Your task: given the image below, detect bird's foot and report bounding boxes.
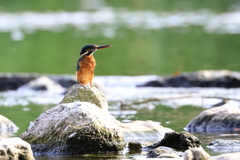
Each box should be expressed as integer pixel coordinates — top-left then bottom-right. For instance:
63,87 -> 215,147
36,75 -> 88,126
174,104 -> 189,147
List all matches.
78,82 -> 93,87
90,82 -> 94,87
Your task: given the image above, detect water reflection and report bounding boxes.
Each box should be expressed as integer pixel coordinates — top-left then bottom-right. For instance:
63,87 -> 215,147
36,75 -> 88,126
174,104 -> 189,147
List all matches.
34,151 -> 145,160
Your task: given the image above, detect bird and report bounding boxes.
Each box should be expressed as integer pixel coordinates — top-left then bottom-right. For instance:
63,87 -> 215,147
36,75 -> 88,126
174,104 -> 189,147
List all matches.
76,44 -> 112,87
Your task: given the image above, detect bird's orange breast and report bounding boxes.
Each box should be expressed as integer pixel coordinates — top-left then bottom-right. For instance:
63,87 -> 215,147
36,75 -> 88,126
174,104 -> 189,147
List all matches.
76,55 -> 96,85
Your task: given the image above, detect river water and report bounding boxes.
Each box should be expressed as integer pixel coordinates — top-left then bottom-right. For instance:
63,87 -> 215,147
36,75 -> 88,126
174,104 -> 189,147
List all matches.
1,75 -> 240,159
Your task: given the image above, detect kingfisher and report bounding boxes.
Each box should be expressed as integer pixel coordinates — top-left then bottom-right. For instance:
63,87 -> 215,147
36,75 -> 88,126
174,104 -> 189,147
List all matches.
76,44 -> 112,87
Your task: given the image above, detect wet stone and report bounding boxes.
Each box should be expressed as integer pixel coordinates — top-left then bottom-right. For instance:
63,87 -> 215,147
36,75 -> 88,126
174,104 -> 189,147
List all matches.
207,139 -> 240,153
128,142 -> 143,150
185,104 -> 240,132
146,147 -> 181,158
149,131 -> 201,150
20,102 -> 126,155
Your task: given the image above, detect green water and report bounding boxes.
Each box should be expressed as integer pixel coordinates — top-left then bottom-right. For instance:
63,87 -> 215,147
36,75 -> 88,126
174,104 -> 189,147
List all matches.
1,29 -> 240,75
1,0 -> 240,75
0,104 -> 52,135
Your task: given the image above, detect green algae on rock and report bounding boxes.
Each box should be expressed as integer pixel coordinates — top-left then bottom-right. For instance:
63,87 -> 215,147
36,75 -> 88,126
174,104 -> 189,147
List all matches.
60,85 -> 108,112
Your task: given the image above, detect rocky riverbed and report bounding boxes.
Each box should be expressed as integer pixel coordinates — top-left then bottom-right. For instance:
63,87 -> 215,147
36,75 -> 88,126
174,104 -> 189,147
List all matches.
1,70 -> 240,159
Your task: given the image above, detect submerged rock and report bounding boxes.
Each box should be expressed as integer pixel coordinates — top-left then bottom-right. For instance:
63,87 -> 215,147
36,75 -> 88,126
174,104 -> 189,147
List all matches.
20,85 -> 172,155
210,152 -> 240,160
157,153 -> 181,159
0,137 -> 34,160
207,139 -> 240,153
119,120 -> 173,142
146,147 -> 181,158
0,115 -> 19,136
185,104 -> 240,132
149,131 -> 201,150
147,147 -> 211,159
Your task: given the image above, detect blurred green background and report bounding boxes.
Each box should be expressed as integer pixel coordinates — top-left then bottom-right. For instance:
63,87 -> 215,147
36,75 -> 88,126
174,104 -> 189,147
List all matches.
1,0 -> 240,75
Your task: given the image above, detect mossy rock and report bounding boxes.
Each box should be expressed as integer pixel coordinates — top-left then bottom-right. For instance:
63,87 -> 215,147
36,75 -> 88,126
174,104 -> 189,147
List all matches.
20,102 -> 126,155
60,84 -> 108,112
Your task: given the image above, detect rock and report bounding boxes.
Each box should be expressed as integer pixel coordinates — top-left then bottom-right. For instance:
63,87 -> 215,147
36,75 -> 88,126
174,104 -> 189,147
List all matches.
183,148 -> 210,160
55,78 -> 77,88
0,73 -> 104,92
60,85 -> 108,112
210,152 -> 240,160
20,102 -> 126,155
0,137 -> 34,160
146,147 -> 181,158
128,142 -> 142,150
18,76 -> 65,93
0,115 -> 19,136
0,74 -> 36,91
184,150 -> 194,160
142,80 -> 165,87
138,70 -> 240,88
147,148 -> 177,158
185,104 -> 240,132
149,131 -> 201,150
207,139 -> 240,153
20,85 -> 173,155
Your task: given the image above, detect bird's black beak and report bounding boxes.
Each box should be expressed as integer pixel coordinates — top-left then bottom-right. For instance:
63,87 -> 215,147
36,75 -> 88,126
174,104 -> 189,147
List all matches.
97,45 -> 112,50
